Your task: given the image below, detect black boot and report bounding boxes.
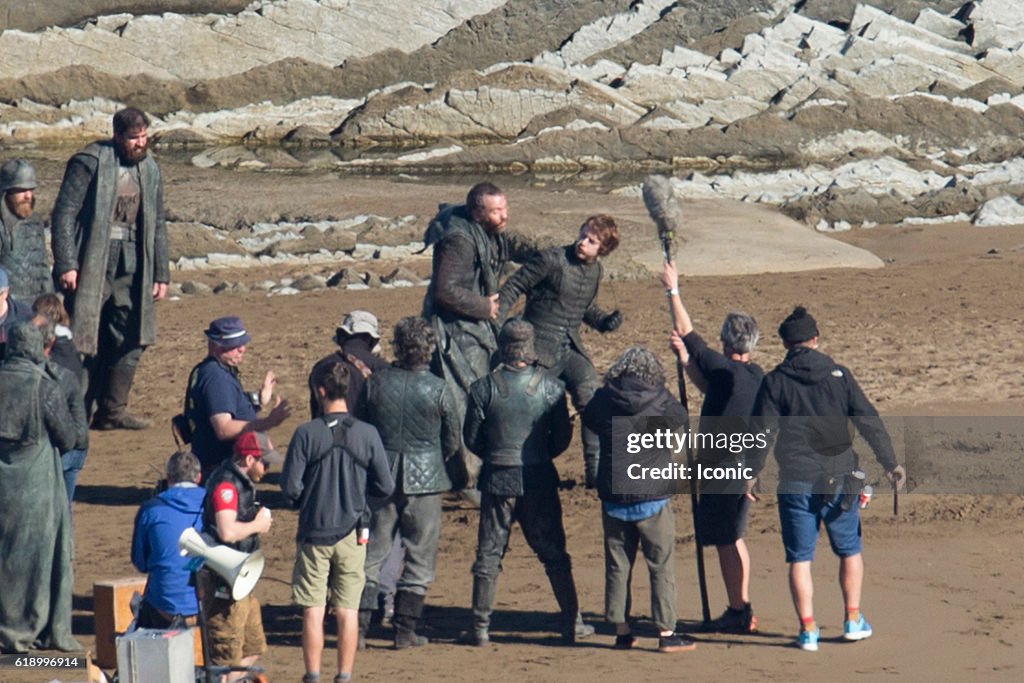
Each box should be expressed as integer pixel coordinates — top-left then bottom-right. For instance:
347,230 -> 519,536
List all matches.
702,603 -> 757,633
357,610 -> 373,651
91,360 -> 150,430
393,591 -> 428,649
358,582 -> 379,649
458,575 -> 496,646
545,565 -> 584,644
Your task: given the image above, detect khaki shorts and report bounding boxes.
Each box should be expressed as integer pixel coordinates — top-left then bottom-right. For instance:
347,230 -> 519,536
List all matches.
292,531 -> 366,609
204,592 -> 266,665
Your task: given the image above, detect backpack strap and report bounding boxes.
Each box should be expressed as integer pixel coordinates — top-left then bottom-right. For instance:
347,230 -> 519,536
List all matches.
318,415 -> 371,470
172,363 -> 203,446
344,353 -> 373,380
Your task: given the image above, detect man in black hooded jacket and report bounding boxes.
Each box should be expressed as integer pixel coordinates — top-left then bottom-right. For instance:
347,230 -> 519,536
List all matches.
748,306 -> 905,653
582,346 -> 696,654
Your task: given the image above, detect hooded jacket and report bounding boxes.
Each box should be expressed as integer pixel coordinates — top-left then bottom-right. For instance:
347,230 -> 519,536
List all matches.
131,484 -> 206,616
583,375 -> 687,505
749,346 -> 897,483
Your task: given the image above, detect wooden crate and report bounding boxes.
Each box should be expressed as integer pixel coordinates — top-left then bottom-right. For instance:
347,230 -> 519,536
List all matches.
93,578 -> 205,668
93,578 -> 146,669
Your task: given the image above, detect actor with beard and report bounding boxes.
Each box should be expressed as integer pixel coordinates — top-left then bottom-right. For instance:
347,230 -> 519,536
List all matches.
51,107 -> 170,430
497,215 -> 622,488
421,182 -> 537,496
0,159 -> 53,300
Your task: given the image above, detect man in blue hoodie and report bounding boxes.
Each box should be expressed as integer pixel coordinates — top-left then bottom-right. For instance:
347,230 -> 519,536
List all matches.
131,450 -> 205,628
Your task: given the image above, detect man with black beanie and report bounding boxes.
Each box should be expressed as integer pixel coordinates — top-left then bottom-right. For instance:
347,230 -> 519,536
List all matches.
748,306 -> 905,653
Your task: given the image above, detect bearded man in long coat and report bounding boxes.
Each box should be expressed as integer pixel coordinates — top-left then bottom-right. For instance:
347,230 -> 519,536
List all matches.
51,107 -> 169,430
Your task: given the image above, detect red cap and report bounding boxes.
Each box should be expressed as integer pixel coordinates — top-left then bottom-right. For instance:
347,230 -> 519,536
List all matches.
233,431 -> 284,466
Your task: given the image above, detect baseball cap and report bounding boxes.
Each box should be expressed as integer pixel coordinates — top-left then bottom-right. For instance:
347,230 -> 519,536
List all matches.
233,431 -> 284,466
335,310 -> 380,342
205,316 -> 251,349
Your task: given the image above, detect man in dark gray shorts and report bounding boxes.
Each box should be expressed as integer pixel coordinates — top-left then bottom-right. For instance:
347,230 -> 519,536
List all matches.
664,260 -> 763,633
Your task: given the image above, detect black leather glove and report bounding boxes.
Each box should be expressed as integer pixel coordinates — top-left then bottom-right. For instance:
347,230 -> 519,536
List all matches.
600,310 -> 622,333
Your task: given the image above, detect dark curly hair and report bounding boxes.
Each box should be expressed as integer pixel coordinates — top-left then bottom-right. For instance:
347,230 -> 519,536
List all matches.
606,346 -> 665,386
393,316 -> 436,369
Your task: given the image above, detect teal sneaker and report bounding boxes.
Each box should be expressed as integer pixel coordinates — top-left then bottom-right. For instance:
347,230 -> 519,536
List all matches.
843,616 -> 873,641
795,628 -> 819,652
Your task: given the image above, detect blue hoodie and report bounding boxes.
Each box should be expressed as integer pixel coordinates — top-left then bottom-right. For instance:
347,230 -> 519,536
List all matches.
131,484 -> 205,616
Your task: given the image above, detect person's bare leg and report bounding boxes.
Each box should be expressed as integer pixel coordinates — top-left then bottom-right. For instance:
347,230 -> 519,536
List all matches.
336,607 -> 359,678
303,606 -> 326,677
717,539 -> 750,609
789,560 -> 814,624
839,553 -> 864,617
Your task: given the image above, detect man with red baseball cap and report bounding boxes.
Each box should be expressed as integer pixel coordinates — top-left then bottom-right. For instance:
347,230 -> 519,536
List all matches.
200,430 -> 283,682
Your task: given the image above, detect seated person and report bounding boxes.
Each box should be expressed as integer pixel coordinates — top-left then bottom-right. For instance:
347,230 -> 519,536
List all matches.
131,450 -> 205,628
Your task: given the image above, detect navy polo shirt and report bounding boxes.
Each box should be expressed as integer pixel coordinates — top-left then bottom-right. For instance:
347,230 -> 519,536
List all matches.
187,356 -> 256,472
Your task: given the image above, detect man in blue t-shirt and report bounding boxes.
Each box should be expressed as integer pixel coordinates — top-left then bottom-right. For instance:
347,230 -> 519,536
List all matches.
185,316 -> 291,479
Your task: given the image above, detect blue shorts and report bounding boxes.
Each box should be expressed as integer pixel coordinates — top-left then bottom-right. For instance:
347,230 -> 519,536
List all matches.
777,481 -> 862,563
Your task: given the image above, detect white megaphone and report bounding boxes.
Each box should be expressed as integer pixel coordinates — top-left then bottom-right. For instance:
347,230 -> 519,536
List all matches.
178,527 -> 265,601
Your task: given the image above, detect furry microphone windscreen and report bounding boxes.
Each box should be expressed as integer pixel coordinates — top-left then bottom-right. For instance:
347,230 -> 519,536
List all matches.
641,175 -> 683,247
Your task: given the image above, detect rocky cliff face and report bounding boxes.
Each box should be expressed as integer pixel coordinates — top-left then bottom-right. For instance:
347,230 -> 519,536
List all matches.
2,0 -> 1024,228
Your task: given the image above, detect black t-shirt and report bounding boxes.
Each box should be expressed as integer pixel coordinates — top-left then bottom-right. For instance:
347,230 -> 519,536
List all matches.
683,330 -> 764,419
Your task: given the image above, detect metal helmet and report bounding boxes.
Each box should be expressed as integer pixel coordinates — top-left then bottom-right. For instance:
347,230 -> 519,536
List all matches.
0,159 -> 38,194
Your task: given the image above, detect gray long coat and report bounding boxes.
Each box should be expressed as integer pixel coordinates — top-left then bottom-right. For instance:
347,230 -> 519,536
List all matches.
51,141 -> 169,355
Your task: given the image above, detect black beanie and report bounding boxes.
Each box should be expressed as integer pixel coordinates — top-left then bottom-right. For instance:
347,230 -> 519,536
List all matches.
778,306 -> 819,344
